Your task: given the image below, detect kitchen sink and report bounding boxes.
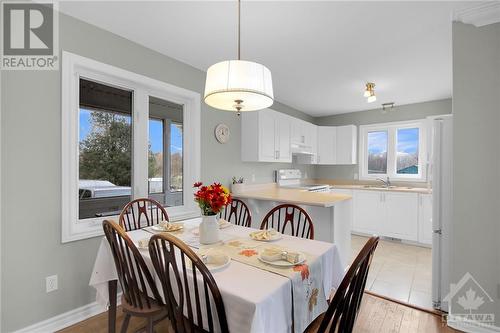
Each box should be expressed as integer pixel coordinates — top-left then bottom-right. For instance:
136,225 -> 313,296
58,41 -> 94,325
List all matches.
362,185 -> 396,190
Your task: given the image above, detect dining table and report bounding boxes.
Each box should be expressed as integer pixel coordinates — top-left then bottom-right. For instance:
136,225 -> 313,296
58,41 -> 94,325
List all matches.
89,217 -> 345,333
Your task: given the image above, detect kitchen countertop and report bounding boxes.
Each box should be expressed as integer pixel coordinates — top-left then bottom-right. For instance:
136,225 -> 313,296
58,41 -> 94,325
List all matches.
233,184 -> 352,208
304,179 -> 432,194
329,184 -> 432,194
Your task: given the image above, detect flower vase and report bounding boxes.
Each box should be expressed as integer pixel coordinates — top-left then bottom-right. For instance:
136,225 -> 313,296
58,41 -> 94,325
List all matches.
199,214 -> 220,245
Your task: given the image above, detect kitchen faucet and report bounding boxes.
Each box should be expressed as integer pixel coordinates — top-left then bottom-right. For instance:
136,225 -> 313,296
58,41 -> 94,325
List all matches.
376,177 -> 392,188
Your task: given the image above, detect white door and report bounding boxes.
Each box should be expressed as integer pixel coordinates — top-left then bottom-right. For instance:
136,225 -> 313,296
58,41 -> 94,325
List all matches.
384,192 -> 418,241
317,126 -> 336,164
276,114 -> 292,162
259,111 -> 276,161
418,194 -> 433,245
353,190 -> 385,234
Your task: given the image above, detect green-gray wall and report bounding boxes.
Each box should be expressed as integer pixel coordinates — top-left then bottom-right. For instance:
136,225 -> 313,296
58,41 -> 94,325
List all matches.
314,99 -> 452,180
452,21 -> 500,327
0,13 -> 313,332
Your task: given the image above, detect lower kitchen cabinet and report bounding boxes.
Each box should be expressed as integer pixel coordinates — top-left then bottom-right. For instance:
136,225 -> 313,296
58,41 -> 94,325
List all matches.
353,190 -> 385,235
350,189 -> 424,243
384,192 -> 418,241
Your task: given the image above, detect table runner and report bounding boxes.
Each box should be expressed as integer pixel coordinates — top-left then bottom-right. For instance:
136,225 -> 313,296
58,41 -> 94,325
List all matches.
199,238 -> 328,333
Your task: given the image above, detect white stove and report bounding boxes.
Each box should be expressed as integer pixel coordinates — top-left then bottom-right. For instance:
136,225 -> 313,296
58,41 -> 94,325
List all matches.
275,169 -> 331,193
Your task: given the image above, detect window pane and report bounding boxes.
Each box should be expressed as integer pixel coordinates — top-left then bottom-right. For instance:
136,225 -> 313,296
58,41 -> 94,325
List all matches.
148,96 -> 183,207
79,107 -> 132,219
367,131 -> 388,174
148,118 -> 164,194
170,123 -> 183,192
397,128 -> 419,174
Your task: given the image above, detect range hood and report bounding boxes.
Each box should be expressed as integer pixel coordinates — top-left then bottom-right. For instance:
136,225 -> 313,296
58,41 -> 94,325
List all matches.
291,142 -> 314,155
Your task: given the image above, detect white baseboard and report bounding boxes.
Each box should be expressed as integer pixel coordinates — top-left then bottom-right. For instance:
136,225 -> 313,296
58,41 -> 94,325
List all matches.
11,295 -> 121,333
448,320 -> 500,333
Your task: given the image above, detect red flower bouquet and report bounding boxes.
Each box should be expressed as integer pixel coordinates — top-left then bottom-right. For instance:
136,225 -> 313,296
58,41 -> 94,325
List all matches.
193,182 -> 232,215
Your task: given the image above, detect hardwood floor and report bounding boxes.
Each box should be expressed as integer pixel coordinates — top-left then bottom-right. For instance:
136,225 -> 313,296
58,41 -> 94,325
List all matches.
58,293 -> 457,333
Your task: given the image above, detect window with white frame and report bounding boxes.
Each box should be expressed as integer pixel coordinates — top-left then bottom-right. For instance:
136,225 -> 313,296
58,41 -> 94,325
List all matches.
359,120 -> 427,181
62,51 -> 200,242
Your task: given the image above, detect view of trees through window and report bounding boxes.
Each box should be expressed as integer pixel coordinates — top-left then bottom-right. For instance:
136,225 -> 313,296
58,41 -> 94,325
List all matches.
170,123 -> 183,192
367,131 -> 388,174
148,118 -> 164,194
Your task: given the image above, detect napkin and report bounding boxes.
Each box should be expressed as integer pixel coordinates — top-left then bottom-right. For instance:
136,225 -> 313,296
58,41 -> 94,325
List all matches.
218,218 -> 232,229
249,228 -> 279,241
261,247 -> 303,264
199,251 -> 228,266
157,221 -> 183,231
137,238 -> 149,249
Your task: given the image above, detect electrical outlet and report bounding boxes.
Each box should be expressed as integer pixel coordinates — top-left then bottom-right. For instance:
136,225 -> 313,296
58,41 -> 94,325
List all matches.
354,173 -> 359,179
251,174 -> 256,182
46,275 -> 58,293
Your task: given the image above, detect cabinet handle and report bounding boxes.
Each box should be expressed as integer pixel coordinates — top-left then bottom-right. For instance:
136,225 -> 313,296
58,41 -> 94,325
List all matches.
301,135 -> 305,143
278,151 -> 280,159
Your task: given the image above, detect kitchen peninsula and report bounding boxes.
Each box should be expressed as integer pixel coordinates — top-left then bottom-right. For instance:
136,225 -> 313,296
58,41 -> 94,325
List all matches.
234,184 -> 353,270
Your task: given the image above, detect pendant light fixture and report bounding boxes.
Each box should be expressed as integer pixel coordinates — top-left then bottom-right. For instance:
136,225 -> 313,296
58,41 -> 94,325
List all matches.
204,0 -> 274,115
364,82 -> 377,103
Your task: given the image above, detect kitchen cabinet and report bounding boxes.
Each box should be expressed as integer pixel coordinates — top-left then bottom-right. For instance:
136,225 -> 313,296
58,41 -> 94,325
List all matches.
418,193 -> 433,245
353,190 -> 385,234
317,126 -> 336,164
336,125 -> 357,164
384,192 -> 418,241
241,109 -> 292,163
351,189 -> 419,242
291,118 -> 317,148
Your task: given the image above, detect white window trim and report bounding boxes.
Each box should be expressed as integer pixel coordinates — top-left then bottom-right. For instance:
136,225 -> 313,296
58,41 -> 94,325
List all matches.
61,51 -> 201,243
359,119 -> 427,182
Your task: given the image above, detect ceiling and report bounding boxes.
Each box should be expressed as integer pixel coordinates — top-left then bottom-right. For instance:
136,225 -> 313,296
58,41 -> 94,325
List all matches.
59,1 -> 476,116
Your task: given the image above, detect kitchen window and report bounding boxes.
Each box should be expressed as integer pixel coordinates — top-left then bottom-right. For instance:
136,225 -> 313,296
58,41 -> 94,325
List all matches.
359,120 -> 427,181
62,51 -> 200,242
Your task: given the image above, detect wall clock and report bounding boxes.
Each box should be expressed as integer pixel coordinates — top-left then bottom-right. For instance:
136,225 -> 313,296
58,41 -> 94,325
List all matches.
215,123 -> 230,144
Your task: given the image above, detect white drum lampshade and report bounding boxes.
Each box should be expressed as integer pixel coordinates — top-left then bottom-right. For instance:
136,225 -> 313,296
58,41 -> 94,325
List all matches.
204,60 -> 274,112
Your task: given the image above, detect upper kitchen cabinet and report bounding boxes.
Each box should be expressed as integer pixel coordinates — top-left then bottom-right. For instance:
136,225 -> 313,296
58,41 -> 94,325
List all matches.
336,125 -> 357,164
317,126 -> 336,164
291,118 -> 317,148
241,109 -> 292,163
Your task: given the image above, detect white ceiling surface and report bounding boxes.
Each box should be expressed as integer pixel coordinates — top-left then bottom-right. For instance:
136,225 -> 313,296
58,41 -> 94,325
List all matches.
59,1 -> 475,116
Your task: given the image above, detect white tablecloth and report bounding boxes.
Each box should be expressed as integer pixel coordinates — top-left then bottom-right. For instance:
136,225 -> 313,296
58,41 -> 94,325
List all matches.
89,218 -> 344,333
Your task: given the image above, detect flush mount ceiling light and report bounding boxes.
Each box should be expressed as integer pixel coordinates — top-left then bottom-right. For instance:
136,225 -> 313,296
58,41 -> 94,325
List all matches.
204,0 -> 274,115
364,82 -> 376,103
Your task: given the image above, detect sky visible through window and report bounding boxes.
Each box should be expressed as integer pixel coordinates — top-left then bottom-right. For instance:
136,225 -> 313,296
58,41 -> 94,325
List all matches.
367,131 -> 388,174
397,128 -> 419,174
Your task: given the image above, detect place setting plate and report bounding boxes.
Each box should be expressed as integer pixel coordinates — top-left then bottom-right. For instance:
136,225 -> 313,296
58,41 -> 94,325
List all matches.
187,251 -> 231,272
150,222 -> 184,232
257,248 -> 306,267
249,229 -> 282,242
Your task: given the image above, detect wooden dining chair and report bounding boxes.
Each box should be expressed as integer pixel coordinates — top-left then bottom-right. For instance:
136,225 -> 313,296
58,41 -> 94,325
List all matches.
102,220 -> 167,333
149,233 -> 230,333
119,198 -> 169,231
259,204 -> 315,239
304,236 -> 380,333
218,198 -> 252,227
